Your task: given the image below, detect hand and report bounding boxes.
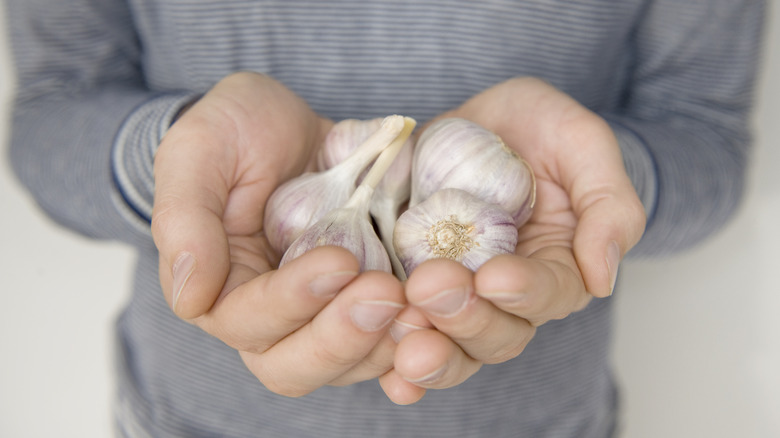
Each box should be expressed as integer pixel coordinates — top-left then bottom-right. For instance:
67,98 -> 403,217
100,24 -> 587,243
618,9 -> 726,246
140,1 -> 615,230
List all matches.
151,72 -> 405,396
379,77 -> 646,404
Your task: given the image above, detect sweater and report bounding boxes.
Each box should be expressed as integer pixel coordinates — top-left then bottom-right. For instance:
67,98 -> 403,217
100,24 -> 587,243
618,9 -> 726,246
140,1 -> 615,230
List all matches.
5,1 -> 765,436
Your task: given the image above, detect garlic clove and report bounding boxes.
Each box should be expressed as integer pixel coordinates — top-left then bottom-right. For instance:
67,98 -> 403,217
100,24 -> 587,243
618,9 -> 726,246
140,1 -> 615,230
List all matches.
264,115 -> 406,255
410,118 -> 536,227
280,185 -> 392,272
393,188 -> 518,276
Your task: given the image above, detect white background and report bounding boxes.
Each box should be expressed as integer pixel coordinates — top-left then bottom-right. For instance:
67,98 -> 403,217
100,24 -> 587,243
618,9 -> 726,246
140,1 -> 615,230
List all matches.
0,3 -> 778,437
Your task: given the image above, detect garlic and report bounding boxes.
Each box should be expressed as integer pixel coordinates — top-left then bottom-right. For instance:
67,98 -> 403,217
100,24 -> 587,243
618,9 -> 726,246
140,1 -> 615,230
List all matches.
280,116 -> 417,271
317,118 -> 385,170
316,117 -> 414,279
264,115 -> 406,255
393,188 -> 518,276
410,118 -> 536,227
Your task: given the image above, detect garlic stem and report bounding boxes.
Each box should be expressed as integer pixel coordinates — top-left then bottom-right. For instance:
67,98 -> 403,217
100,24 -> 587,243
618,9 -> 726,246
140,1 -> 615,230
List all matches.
341,116 -> 415,279
357,116 -> 416,192
337,115 -> 406,179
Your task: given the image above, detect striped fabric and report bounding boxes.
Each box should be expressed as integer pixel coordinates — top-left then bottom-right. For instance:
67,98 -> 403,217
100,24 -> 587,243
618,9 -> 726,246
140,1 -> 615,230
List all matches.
5,1 -> 765,437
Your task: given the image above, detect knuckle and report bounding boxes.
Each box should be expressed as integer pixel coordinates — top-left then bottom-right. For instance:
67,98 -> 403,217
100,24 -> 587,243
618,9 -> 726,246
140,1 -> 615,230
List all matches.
261,379 -> 310,398
241,354 -> 312,398
484,325 -> 536,364
454,311 -> 495,342
310,338 -> 360,370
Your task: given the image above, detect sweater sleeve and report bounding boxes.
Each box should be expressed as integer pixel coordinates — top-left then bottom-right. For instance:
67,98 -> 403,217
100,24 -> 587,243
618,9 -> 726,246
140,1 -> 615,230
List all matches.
601,0 -> 766,257
5,0 -> 197,245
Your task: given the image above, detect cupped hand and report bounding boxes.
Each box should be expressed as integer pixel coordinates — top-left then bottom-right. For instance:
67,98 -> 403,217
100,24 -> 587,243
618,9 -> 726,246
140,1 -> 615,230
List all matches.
379,77 -> 647,404
151,72 -> 404,397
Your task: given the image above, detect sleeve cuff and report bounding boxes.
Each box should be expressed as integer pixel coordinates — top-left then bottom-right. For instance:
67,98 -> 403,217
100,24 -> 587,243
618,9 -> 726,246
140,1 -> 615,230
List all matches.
604,117 -> 659,226
111,93 -> 199,224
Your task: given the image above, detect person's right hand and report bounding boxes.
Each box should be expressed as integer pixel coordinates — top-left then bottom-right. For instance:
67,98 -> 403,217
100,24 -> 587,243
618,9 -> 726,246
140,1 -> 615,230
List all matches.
151,72 -> 405,396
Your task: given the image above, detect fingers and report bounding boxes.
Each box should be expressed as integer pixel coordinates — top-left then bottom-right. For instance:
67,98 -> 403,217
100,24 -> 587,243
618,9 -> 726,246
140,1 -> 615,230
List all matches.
378,369 -> 427,406
391,259 -> 531,391
194,246 -> 360,352
402,259 -> 538,361
475,251 -> 592,326
238,268 -> 405,397
394,329 -> 482,390
392,251 -> 595,391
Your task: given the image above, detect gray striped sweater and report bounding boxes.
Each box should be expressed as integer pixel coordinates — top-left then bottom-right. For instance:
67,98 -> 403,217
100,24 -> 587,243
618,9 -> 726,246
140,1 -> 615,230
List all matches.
6,1 -> 765,437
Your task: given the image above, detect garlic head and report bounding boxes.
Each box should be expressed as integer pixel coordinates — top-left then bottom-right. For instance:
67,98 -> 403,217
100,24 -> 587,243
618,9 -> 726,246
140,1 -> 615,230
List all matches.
411,117 -> 536,227
394,188 -> 518,276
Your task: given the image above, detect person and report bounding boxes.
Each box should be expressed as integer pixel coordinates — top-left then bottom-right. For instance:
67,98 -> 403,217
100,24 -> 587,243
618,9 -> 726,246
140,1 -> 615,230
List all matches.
5,0 -> 765,436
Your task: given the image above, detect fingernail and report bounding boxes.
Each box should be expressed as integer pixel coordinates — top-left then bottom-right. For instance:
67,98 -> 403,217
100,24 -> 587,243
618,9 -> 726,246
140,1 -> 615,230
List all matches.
171,252 -> 195,313
389,320 -> 426,343
406,364 -> 447,385
418,286 -> 472,318
350,301 -> 404,332
308,271 -> 358,299
606,241 -> 621,296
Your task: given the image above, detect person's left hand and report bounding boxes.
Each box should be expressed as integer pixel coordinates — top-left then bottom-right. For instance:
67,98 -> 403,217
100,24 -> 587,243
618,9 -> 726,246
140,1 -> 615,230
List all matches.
377,77 -> 647,404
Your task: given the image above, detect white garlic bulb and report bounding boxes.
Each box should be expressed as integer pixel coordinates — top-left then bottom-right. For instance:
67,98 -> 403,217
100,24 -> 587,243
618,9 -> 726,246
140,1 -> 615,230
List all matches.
316,117 -> 414,278
393,188 -> 518,276
264,115 -> 406,255
280,116 -> 417,271
411,118 -> 536,227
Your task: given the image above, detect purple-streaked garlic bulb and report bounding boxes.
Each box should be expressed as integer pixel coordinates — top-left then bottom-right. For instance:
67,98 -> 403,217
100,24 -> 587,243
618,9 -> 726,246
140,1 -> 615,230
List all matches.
316,117 -> 414,278
393,188 -> 518,276
264,115 -> 406,255
411,118 -> 536,227
280,117 -> 417,271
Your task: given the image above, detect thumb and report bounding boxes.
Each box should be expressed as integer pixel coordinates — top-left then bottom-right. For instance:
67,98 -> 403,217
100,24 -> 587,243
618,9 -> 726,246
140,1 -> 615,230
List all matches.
567,121 -> 647,298
151,118 -> 233,319
573,192 -> 646,298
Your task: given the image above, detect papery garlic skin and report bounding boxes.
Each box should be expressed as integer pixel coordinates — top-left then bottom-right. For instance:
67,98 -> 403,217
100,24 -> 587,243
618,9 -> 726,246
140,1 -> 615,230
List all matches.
411,117 -> 536,227
264,115 -> 405,255
280,185 -> 391,272
394,188 -> 518,276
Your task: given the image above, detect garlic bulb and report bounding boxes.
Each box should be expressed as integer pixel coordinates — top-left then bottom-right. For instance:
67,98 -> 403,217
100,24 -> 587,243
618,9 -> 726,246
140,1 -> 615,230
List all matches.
411,118 -> 536,227
280,116 -> 417,271
393,188 -> 518,276
264,115 -> 406,255
316,117 -> 414,279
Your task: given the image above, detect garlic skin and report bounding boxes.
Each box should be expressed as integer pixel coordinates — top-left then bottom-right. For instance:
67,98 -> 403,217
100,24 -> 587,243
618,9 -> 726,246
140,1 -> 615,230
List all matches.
411,118 -> 536,227
317,118 -> 384,170
280,185 -> 391,272
394,188 -> 518,276
264,115 -> 406,255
